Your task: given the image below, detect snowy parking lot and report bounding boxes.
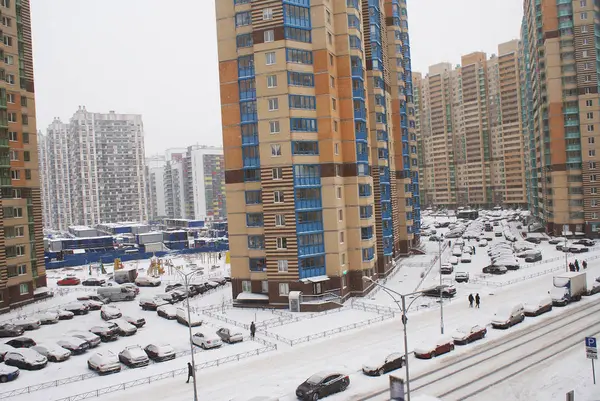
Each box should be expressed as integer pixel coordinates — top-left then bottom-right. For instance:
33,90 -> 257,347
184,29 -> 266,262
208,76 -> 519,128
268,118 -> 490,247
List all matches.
5,212 -> 600,401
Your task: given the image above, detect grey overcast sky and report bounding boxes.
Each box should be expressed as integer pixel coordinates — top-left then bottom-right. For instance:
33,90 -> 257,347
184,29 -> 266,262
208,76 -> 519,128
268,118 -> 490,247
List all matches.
30,0 -> 522,156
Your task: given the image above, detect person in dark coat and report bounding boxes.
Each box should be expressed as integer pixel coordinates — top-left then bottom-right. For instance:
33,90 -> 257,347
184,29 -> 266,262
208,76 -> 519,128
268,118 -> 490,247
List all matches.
575,260 -> 580,271
186,362 -> 194,383
583,260 -> 588,269
468,293 -> 474,308
569,263 -> 575,272
475,294 -> 481,308
250,321 -> 256,339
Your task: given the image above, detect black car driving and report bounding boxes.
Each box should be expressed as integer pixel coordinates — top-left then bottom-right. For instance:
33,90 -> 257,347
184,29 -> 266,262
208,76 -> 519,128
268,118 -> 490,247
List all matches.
422,285 -> 457,298
296,372 -> 349,400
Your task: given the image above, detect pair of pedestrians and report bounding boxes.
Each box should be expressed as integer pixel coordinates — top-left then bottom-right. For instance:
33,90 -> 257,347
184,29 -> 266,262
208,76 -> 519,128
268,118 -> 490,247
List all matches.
468,293 -> 480,308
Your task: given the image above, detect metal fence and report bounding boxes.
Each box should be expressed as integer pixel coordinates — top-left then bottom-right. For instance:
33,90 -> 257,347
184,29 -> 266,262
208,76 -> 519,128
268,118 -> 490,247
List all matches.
47,342 -> 277,401
350,300 -> 398,316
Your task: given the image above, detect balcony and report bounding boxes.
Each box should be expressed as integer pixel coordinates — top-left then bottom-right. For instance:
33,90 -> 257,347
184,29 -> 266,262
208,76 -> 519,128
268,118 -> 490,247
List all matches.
351,67 -> 364,79
238,67 -> 255,79
566,144 -> 581,152
243,157 -> 260,168
297,221 -> 324,233
0,177 -> 10,187
355,129 -> 367,141
294,176 -> 321,187
353,88 -> 365,98
241,134 -> 259,146
0,138 -> 8,148
298,244 -> 325,257
564,120 -> 579,127
558,20 -> 573,29
295,198 -> 322,210
0,157 -> 9,167
347,0 -> 359,8
354,108 -> 367,120
356,151 -> 369,162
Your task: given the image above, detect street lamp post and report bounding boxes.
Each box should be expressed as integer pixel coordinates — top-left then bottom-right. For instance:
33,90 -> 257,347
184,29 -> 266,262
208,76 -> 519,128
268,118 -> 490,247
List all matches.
363,277 -> 423,401
438,235 -> 445,335
175,268 -> 200,401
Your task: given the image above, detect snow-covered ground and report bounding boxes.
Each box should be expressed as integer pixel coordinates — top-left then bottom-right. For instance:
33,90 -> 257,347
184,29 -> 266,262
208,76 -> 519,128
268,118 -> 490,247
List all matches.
7,214 -> 600,401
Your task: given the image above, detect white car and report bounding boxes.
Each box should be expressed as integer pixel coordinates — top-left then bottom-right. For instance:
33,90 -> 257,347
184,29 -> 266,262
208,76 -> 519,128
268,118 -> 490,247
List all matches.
478,239 -> 488,247
452,247 -> 463,257
4,349 -> 47,370
144,343 -> 176,362
100,305 -> 122,321
460,253 -> 472,263
12,318 -> 41,331
57,336 -> 90,355
36,312 -> 59,325
157,305 -> 177,320
449,256 -> 459,265
63,302 -> 89,315
112,319 -> 137,336
82,300 -> 104,310
32,343 -> 71,362
68,331 -> 101,348
118,345 -> 149,368
88,351 -> 121,374
192,332 -> 222,349
122,315 -> 146,328
175,308 -> 203,327
135,275 -> 161,287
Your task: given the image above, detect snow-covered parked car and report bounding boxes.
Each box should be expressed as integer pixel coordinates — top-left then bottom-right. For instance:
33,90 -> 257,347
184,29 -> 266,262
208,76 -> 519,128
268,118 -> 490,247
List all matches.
89,325 -> 119,342
4,349 -> 47,370
0,324 -> 23,338
452,247 -> 463,257
100,305 -> 122,321
118,345 -> 149,368
491,304 -> 525,329
111,319 -> 137,336
175,308 -> 203,327
414,337 -> 454,359
57,336 -> 89,355
157,305 -> 177,320
63,302 -> 89,315
5,337 -> 36,348
460,253 -> 472,263
478,239 -> 488,247
144,343 -> 176,362
440,263 -> 454,275
135,276 -> 161,287
0,345 -> 15,362
452,325 -> 487,345
122,315 -> 146,328
362,352 -> 404,376
0,363 -> 19,383
192,332 -> 222,349
82,300 -> 103,311
139,297 -> 169,311
88,352 -> 121,375
449,256 -> 459,265
549,237 -> 566,245
216,328 -> 243,344
586,282 -> 600,296
12,318 -> 40,331
50,309 -> 74,320
36,312 -> 59,325
523,296 -> 553,317
454,272 -> 469,283
67,331 -> 101,348
31,343 -> 71,362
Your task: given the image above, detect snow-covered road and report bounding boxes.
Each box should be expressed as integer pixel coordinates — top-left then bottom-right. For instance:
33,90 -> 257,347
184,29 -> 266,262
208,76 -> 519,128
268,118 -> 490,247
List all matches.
355,298 -> 600,400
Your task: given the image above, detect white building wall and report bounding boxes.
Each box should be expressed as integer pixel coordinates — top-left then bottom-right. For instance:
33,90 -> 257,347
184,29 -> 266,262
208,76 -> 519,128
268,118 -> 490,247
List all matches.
188,146 -> 224,220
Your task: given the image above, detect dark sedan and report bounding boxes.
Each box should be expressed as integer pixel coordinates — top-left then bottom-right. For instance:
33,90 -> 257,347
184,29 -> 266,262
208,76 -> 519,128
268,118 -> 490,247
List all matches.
0,324 -> 24,338
296,372 -> 349,400
362,353 -> 404,376
81,278 -> 106,287
452,325 -> 487,345
422,285 -> 457,298
5,337 -> 36,348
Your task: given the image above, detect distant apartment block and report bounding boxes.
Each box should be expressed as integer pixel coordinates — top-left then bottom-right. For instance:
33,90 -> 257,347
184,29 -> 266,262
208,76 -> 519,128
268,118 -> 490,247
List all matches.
39,108 -> 148,229
415,41 -> 527,209
521,0 -> 600,236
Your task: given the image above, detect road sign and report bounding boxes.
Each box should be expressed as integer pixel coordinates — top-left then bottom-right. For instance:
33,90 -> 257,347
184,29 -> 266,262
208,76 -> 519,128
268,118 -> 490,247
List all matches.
587,349 -> 598,360
586,337 -> 597,349
586,337 -> 598,384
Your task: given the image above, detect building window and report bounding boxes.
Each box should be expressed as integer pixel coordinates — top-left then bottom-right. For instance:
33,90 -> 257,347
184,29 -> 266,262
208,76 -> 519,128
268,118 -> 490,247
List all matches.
278,260 -> 288,272
338,209 -> 343,221
15,226 -> 24,237
268,97 -> 279,111
263,7 -> 273,20
25,169 -> 30,180
593,187 -> 598,194
326,9 -> 331,23
1,16 -> 10,27
267,74 -> 277,88
269,120 -> 280,133
334,120 -> 338,131
6,93 -> 14,103
246,213 -> 264,227
8,131 -> 16,141
327,31 -> 333,45
23,151 -> 30,162
0,0 -> 9,7
590,150 -> 596,157
591,162 -> 597,169
334,143 -> 339,155
581,0 -> 587,6
21,115 -> 27,125
583,51 -> 589,58
245,190 -> 262,204
590,137 -> 595,144
242,280 -> 251,292
235,12 -> 251,27
19,283 -> 28,296
340,253 -> 346,266
266,52 -> 276,65
332,98 -> 337,110
22,132 -> 28,143
339,231 -> 344,244
272,167 -> 283,179
337,187 -> 342,199
16,245 -> 25,256
592,199 -> 598,207
587,100 -> 593,107
588,125 -> 595,132
264,29 -> 274,42
248,235 -> 265,249
7,112 -> 16,122
271,144 -> 281,157
330,76 -> 335,87
581,12 -> 588,19
276,237 -> 287,249
587,112 -> 594,120
279,283 -> 289,296
9,150 -> 18,161
236,33 -> 253,48
10,170 -> 19,180
275,214 -> 286,226
329,53 -> 334,66
17,264 -> 26,275
274,190 -> 284,203
261,281 -> 269,293
20,96 -> 26,107
2,35 -> 11,47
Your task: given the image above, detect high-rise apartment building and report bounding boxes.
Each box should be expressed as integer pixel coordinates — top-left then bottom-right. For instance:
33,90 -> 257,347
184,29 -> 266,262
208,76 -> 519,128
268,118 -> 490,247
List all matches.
415,42 -> 527,209
146,154 -> 167,220
217,0 -> 418,306
521,0 -> 600,236
39,108 -> 148,229
0,0 -> 46,310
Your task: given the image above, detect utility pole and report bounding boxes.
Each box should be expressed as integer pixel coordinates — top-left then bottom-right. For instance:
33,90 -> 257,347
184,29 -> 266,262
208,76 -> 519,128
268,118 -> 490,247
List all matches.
439,235 -> 445,335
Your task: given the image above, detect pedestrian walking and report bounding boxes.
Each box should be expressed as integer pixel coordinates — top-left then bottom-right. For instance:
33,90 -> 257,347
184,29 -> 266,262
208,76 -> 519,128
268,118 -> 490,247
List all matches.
569,262 -> 575,272
186,362 -> 194,383
250,321 -> 256,340
475,293 -> 480,308
575,259 -> 580,271
473,246 -> 476,255
468,293 -> 474,308
583,260 -> 588,270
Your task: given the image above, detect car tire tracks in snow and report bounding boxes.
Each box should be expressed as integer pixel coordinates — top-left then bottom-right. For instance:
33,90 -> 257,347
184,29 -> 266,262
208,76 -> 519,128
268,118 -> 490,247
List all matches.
354,298 -> 600,400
